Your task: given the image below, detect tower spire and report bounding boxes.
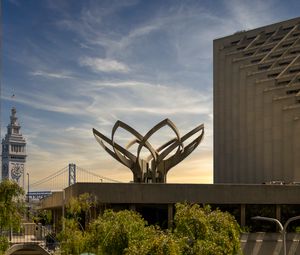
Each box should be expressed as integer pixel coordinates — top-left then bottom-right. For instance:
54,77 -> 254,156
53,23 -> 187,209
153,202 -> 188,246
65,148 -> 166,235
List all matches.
1,107 -> 27,189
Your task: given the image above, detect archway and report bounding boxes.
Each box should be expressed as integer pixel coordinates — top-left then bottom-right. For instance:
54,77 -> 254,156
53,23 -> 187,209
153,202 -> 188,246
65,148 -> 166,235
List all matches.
5,244 -> 50,255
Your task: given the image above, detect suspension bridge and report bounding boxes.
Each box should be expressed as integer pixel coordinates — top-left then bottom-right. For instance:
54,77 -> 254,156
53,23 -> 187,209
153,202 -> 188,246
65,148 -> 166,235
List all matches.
27,163 -> 122,200
3,164 -> 123,255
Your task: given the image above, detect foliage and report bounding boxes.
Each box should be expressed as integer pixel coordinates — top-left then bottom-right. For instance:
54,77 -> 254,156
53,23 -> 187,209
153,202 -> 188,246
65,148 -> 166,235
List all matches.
33,209 -> 52,225
58,199 -> 241,255
0,180 -> 25,254
87,209 -> 148,255
0,179 -> 25,232
0,236 -> 9,255
57,193 -> 94,255
57,218 -> 89,255
87,210 -> 181,255
66,192 -> 93,230
174,203 -> 241,255
125,228 -> 181,255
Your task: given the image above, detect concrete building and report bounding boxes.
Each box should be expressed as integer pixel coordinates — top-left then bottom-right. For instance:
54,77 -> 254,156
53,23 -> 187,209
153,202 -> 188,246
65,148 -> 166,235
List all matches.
1,107 -> 27,189
41,182 -> 300,230
214,17 -> 300,184
41,182 -> 300,254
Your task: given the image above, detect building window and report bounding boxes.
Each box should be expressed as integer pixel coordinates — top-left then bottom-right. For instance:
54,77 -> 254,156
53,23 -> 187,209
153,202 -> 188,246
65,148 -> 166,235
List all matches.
293,32 -> 300,37
277,80 -> 290,86
270,53 -> 282,59
282,43 -> 293,48
261,48 -> 271,52
289,68 -> 300,73
278,61 -> 290,66
255,41 -> 264,46
231,40 -> 240,45
244,52 -> 254,57
251,58 -> 262,63
273,37 -> 283,42
268,73 -> 279,78
283,26 -> 293,31
290,49 -> 300,54
266,31 -> 274,36
286,89 -> 300,95
258,65 -> 271,70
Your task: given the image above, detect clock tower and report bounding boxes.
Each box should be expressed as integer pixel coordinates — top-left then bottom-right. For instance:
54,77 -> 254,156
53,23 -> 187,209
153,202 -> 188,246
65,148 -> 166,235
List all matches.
1,107 -> 27,189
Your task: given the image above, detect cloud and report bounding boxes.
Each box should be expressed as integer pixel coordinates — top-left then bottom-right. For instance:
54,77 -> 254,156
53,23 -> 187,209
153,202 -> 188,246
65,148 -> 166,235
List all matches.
30,70 -> 74,79
225,0 -> 279,30
79,57 -> 130,73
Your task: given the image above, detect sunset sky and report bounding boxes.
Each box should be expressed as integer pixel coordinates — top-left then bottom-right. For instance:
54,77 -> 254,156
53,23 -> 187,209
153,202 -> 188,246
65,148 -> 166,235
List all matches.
2,0 -> 300,188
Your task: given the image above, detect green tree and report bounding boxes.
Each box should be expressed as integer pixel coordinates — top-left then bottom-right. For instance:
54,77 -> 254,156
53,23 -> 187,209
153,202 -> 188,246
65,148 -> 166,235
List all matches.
0,236 -> 9,255
58,193 -> 93,255
33,209 -> 52,225
66,192 -> 93,229
0,180 -> 25,254
125,228 -> 181,255
174,203 -> 241,255
58,218 -> 89,255
87,209 -> 149,255
58,199 -> 241,255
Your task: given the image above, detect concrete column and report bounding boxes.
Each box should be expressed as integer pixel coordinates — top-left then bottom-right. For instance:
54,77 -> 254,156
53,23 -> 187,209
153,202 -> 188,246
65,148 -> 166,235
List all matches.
276,205 -> 281,232
276,204 -> 281,221
241,204 -> 246,227
168,204 -> 173,229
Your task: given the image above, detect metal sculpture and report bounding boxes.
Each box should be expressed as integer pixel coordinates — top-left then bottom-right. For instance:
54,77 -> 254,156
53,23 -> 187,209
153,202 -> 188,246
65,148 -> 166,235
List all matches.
93,119 -> 204,183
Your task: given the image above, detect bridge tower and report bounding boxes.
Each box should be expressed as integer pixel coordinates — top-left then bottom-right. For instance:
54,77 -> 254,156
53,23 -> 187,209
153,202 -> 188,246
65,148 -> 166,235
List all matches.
1,107 -> 27,189
68,163 -> 76,186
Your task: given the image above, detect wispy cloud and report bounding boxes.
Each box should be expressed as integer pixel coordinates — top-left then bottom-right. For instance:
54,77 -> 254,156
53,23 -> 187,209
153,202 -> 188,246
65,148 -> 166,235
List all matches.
79,57 -> 130,73
30,70 -> 74,79
5,0 -> 290,185
225,0 -> 280,30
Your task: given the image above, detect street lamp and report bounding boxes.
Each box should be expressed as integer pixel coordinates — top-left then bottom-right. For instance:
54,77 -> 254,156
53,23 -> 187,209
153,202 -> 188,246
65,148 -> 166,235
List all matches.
252,215 -> 300,255
27,172 -> 30,220
27,172 -> 29,203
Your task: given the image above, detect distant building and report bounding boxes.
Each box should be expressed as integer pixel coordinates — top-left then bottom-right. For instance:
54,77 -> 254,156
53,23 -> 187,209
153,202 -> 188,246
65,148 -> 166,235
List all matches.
1,107 -> 27,189
214,17 -> 300,184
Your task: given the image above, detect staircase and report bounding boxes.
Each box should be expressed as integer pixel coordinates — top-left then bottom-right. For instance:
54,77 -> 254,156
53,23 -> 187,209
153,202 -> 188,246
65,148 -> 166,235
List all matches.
4,223 -> 59,255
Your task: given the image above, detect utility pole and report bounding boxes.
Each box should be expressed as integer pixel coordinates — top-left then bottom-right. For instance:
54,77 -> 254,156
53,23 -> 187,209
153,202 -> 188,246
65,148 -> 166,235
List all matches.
27,172 -> 30,220
27,172 -> 29,202
0,0 -> 2,171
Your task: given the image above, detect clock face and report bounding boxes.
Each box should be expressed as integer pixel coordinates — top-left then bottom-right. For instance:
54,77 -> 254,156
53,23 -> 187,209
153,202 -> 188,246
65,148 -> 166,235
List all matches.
11,164 -> 24,182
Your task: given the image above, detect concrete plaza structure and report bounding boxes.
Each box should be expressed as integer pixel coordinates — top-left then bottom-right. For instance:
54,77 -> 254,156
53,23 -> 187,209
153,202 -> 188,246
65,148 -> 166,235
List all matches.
214,17 -> 300,184
41,182 -> 300,254
41,182 -> 300,229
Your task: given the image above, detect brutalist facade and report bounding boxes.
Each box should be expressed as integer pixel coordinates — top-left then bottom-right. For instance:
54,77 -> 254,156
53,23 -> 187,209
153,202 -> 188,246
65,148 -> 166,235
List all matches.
214,17 -> 300,183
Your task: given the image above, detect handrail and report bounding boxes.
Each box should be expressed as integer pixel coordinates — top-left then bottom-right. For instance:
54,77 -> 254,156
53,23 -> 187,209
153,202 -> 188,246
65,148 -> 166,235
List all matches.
2,223 -> 59,252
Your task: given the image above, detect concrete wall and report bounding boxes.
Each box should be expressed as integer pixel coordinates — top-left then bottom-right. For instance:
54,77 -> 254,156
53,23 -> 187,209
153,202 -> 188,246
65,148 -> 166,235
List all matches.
214,17 -> 300,184
40,183 -> 300,253
241,233 -> 300,255
40,183 -> 300,229
40,191 -> 63,209
40,183 -> 300,206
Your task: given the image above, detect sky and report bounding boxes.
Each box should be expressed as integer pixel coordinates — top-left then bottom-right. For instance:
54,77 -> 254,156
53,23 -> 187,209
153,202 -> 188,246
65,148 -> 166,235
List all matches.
2,0 -> 300,188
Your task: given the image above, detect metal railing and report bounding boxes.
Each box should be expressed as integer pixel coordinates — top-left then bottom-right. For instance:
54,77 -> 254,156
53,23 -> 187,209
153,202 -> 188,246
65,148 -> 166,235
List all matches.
2,223 -> 59,252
